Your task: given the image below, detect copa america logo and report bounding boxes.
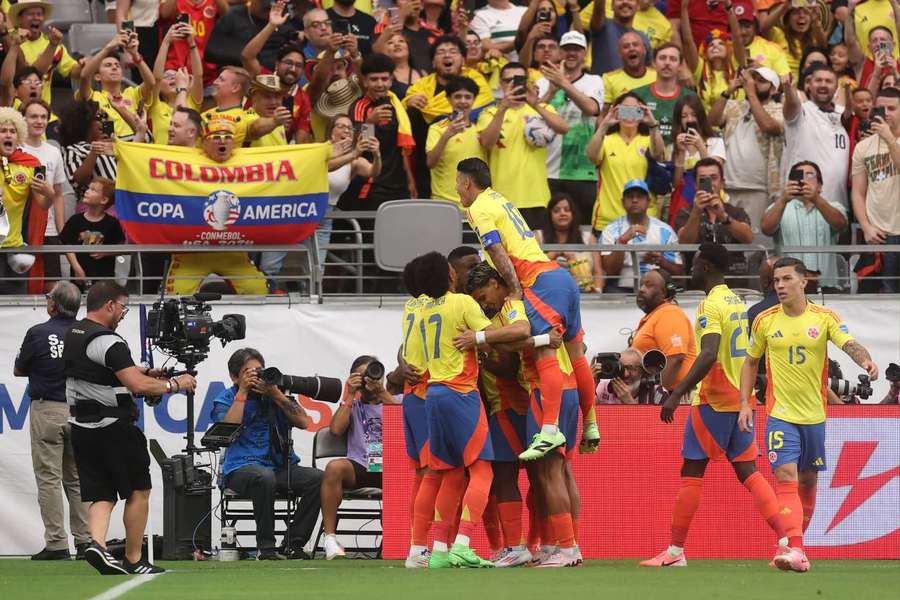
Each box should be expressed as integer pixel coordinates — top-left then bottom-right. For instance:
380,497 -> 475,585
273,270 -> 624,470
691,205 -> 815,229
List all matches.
203,190 -> 241,231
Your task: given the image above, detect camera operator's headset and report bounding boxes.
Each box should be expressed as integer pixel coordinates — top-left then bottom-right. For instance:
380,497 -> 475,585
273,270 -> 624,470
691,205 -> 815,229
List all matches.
657,269 -> 679,301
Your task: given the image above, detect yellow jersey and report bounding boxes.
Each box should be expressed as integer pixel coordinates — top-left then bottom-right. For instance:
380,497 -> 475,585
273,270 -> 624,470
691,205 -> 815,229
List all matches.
78,87 -> 146,140
149,93 -> 202,145
692,285 -> 749,412
602,68 -> 657,105
748,302 -> 855,425
854,0 -> 900,61
201,105 -> 252,147
466,187 -> 555,287
475,103 -> 557,209
425,120 -> 486,204
743,36 -> 791,77
419,292 -> 492,392
402,68 -> 495,124
592,132 -> 657,230
480,300 -> 531,416
244,110 -> 287,147
20,35 -> 79,106
402,295 -> 429,397
1,158 -> 37,248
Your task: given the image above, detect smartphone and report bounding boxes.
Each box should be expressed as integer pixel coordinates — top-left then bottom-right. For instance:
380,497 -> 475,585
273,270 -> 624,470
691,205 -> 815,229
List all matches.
122,20 -> 135,33
511,74 -> 528,95
333,19 -> 350,35
137,99 -> 145,115
176,13 -> 190,25
698,175 -> 713,194
788,168 -> 804,183
100,119 -> 114,137
450,109 -> 464,122
685,120 -> 700,134
618,105 -> 644,121
871,106 -> 886,122
361,123 -> 375,139
878,41 -> 893,55
389,6 -> 401,25
536,8 -> 552,22
373,96 -> 392,107
282,94 -> 295,114
33,165 -> 46,181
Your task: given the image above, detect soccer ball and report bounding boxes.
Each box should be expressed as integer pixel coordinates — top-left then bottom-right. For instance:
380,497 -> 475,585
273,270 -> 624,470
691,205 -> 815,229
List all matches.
523,115 -> 557,147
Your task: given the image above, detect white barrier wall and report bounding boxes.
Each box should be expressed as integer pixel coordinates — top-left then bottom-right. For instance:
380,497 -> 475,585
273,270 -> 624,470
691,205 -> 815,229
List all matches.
0,297 -> 897,555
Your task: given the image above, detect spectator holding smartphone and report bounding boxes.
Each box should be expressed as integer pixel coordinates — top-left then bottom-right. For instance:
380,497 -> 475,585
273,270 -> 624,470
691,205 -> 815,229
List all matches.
158,0 -> 230,88
327,0 -> 377,55
60,101 -> 119,204
207,0 -> 300,70
587,91 -> 664,233
470,0 -> 528,60
761,161 -> 848,291
426,76 -> 487,204
851,87 -> 900,292
152,22 -> 204,145
845,0 -> 900,91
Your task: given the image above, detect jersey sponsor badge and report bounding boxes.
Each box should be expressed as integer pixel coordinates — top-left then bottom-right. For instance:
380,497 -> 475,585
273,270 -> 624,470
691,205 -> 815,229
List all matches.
204,5 -> 216,18
839,324 -> 849,334
14,171 -> 26,185
698,316 -> 707,328
508,309 -> 518,319
768,451 -> 778,463
807,327 -> 820,339
670,334 -> 683,347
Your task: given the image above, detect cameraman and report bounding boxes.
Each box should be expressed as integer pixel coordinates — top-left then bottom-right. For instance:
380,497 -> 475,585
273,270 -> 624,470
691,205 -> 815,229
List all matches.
15,281 -> 90,560
211,348 -> 323,560
66,282 -> 197,576
594,348 -> 664,405
320,355 -> 396,560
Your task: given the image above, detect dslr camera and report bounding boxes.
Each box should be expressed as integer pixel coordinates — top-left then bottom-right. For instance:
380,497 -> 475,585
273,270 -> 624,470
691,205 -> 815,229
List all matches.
594,350 -> 667,383
829,374 -> 873,401
255,366 -> 343,403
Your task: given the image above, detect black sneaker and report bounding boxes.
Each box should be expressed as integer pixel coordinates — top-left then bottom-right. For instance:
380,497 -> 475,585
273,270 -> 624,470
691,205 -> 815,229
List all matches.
84,542 -> 128,575
257,549 -> 287,560
122,558 -> 166,574
75,543 -> 90,560
31,548 -> 70,561
280,544 -> 311,560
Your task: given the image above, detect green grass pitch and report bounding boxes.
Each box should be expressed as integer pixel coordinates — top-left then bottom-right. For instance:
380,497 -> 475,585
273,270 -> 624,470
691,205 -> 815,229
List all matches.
1,559 -> 897,600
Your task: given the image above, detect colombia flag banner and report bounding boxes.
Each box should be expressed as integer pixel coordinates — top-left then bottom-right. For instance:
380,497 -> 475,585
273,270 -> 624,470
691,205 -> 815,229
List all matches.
114,141 -> 330,246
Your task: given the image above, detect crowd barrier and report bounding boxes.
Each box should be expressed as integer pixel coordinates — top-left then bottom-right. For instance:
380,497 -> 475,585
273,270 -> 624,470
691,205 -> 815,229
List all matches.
382,405 -> 900,560
0,299 -> 896,556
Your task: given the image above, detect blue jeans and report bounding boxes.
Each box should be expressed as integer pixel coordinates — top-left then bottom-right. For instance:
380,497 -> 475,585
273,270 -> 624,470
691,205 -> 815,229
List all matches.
883,235 -> 900,293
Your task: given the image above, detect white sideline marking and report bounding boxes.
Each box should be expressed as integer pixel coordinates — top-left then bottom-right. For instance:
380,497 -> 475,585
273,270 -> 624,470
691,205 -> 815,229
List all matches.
87,573 -> 164,600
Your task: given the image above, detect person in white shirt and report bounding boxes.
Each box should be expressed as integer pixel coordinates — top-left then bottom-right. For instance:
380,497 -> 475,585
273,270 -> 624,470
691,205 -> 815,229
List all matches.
536,31 -> 604,224
20,98 -> 66,290
601,178 -> 683,292
470,0 -> 528,60
781,65 -> 850,209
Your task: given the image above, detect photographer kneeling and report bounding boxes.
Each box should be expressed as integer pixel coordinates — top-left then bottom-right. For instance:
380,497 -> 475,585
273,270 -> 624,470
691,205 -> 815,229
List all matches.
594,348 -> 666,405
211,349 -> 323,560
320,356 -> 395,560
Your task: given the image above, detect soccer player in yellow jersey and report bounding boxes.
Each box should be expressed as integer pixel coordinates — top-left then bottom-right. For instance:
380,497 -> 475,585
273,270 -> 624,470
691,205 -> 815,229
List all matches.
641,243 -> 789,568
456,157 -> 600,461
740,257 -> 879,573
410,252 -> 532,569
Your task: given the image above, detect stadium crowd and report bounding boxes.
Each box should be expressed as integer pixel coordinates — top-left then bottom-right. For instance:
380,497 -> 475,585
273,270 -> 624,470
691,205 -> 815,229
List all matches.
0,0 -> 897,295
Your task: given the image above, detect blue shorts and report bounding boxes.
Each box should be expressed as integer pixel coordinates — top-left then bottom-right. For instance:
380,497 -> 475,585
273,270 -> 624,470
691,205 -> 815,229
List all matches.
489,409 -> 527,462
526,388 -> 579,455
402,392 -> 429,468
682,404 -> 758,462
766,416 -> 827,471
425,384 -> 493,470
523,268 -> 584,342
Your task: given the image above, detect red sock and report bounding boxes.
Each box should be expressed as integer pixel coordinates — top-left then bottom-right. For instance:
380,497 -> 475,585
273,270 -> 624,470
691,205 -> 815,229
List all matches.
776,481 -> 804,549
459,460 -> 493,530
482,496 -> 503,550
540,517 -> 556,545
549,513 -> 576,549
572,516 -> 579,543
670,476 -> 703,548
409,472 -> 422,533
433,468 -> 466,544
412,472 -> 440,546
799,484 -> 817,533
526,489 -> 541,549
536,356 -> 563,427
743,472 -> 786,540
497,501 -> 523,547
571,355 -> 597,425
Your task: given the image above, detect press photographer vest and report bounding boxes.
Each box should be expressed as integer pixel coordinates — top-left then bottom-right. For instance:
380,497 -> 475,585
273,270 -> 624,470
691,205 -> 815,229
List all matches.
64,318 -> 136,422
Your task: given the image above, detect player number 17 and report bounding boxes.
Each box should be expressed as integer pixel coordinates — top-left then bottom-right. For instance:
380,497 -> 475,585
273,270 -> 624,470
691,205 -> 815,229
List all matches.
419,314 -> 443,360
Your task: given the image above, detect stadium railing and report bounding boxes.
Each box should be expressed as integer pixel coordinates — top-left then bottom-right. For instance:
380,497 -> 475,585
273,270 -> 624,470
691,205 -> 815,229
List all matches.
1,210 -> 898,299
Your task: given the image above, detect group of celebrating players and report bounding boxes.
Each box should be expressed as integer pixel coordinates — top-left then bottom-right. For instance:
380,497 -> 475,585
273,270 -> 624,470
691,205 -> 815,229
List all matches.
394,158 -> 879,570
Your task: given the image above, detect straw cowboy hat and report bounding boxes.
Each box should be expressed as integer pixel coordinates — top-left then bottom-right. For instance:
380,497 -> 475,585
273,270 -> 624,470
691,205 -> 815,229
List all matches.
315,76 -> 362,118
8,0 -> 54,23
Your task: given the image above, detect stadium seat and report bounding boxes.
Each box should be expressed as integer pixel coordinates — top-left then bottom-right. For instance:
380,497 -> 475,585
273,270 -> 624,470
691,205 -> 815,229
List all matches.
65,23 -> 117,57
44,0 -> 92,31
373,199 -> 463,272
219,488 -> 300,554
311,428 -> 382,557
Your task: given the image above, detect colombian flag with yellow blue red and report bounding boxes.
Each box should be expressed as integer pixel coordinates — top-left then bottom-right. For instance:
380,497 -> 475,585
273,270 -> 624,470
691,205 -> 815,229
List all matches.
114,141 -> 330,246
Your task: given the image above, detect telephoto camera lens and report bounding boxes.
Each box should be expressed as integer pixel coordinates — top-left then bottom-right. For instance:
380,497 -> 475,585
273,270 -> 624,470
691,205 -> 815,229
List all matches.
364,361 -> 385,382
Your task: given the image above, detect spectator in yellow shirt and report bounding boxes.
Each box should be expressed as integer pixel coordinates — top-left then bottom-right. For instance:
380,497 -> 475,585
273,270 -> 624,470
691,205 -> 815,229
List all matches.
602,31 -> 658,105
730,0 -> 789,76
